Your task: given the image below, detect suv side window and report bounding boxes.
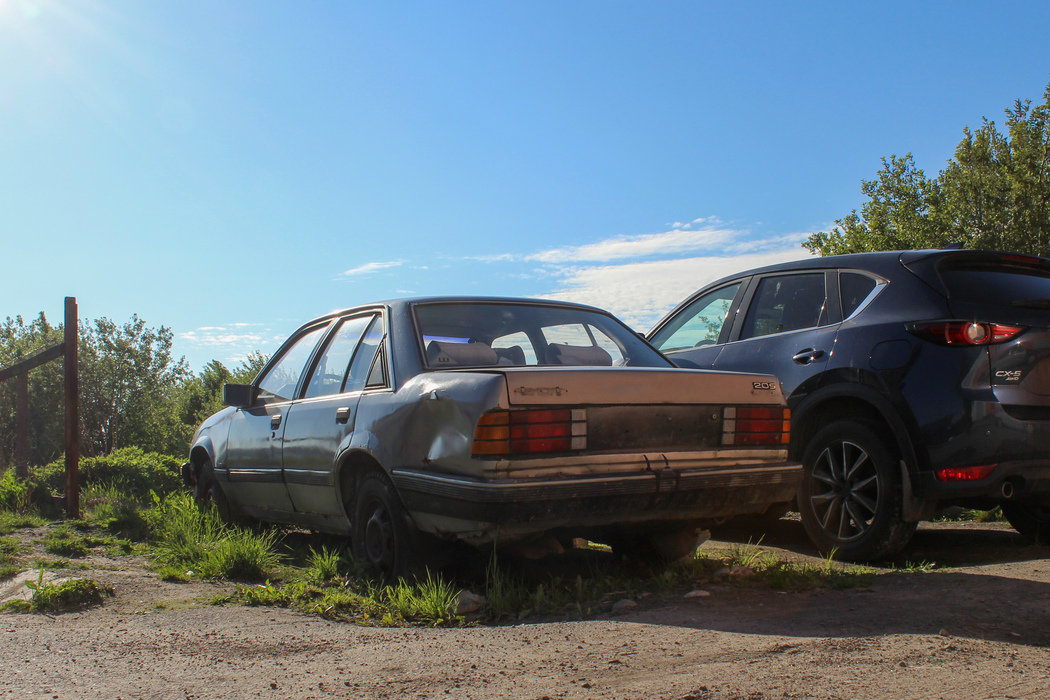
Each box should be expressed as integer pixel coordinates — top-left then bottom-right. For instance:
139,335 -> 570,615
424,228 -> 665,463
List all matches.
741,273 -> 827,340
840,272 -> 878,318
651,283 -> 741,352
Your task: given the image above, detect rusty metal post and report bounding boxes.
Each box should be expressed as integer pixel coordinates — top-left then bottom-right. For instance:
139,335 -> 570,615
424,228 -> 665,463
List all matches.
64,296 -> 79,519
15,373 -> 29,479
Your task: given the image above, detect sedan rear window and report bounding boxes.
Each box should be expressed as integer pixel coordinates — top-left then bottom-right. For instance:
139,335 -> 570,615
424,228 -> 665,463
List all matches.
414,302 -> 670,369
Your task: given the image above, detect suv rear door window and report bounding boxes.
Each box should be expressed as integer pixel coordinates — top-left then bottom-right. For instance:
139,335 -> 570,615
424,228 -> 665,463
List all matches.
840,272 -> 878,318
741,273 -> 827,340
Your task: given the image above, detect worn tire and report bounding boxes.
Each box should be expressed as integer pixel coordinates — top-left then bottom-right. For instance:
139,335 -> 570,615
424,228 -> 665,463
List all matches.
193,459 -> 235,522
799,421 -> 916,562
351,471 -> 418,583
1002,503 -> 1050,544
609,524 -> 704,566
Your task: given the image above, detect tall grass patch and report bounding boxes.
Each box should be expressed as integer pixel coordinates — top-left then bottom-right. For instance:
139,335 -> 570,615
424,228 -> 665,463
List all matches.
146,492 -> 282,581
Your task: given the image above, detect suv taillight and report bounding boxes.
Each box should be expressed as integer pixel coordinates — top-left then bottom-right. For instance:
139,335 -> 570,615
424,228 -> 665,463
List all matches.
472,409 -> 587,456
906,321 -> 1025,346
723,406 -> 791,446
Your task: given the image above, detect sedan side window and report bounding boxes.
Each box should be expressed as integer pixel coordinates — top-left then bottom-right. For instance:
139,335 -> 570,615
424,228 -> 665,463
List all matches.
651,283 -> 740,353
346,316 -> 386,392
303,315 -> 374,398
257,325 -> 328,402
741,273 -> 827,340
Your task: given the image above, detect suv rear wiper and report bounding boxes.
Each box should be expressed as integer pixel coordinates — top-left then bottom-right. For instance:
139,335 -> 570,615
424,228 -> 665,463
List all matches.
1011,299 -> 1050,310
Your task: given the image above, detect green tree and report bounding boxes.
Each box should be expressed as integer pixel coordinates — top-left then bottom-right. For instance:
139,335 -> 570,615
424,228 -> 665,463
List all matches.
805,78 -> 1050,256
78,315 -> 190,456
164,351 -> 269,455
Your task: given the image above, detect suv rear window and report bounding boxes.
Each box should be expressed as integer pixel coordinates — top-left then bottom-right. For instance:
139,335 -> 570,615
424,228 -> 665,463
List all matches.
939,262 -> 1050,308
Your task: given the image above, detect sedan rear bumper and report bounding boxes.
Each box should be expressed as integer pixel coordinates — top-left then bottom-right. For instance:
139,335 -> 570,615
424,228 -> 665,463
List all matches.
391,462 -> 802,542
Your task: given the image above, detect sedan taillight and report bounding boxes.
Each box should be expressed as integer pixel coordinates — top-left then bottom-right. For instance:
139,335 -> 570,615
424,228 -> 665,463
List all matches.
723,406 -> 791,446
906,321 -> 1025,346
472,409 -> 587,456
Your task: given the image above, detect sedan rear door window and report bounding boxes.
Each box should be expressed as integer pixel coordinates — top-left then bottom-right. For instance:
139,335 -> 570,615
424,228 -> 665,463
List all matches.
303,315 -> 375,398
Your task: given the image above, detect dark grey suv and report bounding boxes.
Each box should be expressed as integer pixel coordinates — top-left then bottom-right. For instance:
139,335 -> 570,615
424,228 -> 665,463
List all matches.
649,249 -> 1050,560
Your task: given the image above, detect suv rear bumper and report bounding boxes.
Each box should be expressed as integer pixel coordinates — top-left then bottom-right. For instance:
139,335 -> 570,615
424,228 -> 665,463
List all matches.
915,460 -> 1050,504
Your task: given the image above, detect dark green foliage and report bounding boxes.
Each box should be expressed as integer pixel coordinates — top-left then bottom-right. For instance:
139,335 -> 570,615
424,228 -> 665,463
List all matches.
805,78 -> 1050,256
35,447 -> 183,500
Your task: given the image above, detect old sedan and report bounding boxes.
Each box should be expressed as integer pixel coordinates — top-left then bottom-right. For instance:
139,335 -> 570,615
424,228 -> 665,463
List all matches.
184,297 -> 801,579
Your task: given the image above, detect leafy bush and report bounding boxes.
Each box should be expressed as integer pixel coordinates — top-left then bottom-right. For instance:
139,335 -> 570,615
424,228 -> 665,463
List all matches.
0,470 -> 34,513
35,447 -> 184,500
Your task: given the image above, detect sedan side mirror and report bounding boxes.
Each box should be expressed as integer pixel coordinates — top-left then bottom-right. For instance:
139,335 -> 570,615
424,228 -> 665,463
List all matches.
223,383 -> 256,408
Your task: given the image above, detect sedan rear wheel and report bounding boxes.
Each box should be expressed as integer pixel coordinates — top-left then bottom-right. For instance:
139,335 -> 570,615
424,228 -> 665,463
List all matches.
799,421 -> 915,561
351,471 -> 417,583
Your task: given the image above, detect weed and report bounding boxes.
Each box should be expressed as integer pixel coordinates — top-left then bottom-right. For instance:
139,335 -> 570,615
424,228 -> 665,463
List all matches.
306,546 -> 346,584
383,571 -> 459,625
0,512 -> 47,535
43,527 -> 92,557
81,481 -> 152,540
0,569 -> 113,613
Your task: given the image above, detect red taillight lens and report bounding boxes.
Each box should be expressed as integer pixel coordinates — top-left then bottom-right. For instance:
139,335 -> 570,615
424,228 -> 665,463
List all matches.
907,321 -> 1025,346
723,406 -> 791,446
472,409 -> 587,456
935,464 -> 997,481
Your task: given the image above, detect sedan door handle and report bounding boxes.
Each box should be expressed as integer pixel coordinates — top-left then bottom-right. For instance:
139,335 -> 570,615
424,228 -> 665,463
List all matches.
270,414 -> 282,430
792,348 -> 825,365
335,407 -> 352,424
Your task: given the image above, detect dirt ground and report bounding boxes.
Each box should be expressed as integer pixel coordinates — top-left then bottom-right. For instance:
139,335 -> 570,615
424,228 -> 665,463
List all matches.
3,518 -> 1049,700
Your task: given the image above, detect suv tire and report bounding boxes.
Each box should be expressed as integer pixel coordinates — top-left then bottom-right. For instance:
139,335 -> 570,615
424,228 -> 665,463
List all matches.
799,421 -> 916,561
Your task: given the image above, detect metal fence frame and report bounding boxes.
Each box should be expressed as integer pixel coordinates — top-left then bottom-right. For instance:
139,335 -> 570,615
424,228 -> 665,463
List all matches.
0,297 -> 80,517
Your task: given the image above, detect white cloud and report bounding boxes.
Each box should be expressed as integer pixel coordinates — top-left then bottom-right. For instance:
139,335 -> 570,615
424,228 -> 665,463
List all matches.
342,260 -> 404,276
528,227 -> 736,263
538,235 -> 813,331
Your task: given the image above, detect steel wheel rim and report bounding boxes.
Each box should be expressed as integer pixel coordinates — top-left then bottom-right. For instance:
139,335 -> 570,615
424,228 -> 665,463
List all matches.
808,439 -> 880,542
364,502 -> 395,568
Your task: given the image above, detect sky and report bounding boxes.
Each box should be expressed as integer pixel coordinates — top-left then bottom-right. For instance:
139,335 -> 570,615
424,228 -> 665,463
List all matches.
2,1 -> 1049,373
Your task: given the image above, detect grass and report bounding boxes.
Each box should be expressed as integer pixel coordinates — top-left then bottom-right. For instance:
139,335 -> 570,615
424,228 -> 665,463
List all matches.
146,492 -> 283,581
0,568 -> 113,614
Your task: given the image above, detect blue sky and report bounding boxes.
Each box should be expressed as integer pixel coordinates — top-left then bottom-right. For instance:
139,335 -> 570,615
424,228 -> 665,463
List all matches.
2,1 -> 1049,372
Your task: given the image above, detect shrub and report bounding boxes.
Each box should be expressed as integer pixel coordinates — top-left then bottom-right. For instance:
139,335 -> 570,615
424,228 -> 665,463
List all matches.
35,447 -> 184,500
0,470 -> 34,513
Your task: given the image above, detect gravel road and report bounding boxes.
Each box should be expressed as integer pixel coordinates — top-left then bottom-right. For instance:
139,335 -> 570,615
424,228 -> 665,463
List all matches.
3,518 -> 1049,700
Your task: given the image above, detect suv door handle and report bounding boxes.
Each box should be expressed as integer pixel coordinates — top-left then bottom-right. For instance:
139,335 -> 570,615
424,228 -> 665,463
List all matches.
270,414 -> 282,430
336,407 -> 352,424
792,348 -> 825,365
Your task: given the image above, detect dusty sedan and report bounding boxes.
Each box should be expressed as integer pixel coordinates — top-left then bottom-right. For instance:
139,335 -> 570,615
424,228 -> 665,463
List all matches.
184,298 -> 801,579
